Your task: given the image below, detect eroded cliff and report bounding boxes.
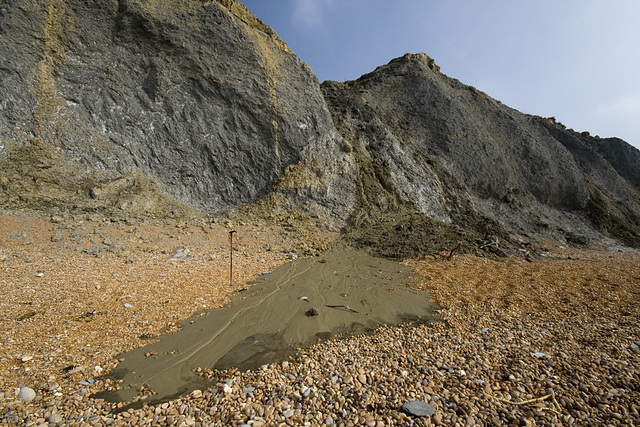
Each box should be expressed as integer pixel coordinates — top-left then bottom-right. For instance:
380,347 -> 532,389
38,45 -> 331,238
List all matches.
0,0 -> 355,221
323,54 -> 640,253
1,2 -> 639,254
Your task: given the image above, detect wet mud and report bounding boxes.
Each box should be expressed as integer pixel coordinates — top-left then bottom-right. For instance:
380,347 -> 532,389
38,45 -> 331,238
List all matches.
96,244 -> 440,405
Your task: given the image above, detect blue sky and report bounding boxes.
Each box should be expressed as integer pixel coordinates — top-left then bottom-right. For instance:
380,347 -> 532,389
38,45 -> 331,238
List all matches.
241,0 -> 640,150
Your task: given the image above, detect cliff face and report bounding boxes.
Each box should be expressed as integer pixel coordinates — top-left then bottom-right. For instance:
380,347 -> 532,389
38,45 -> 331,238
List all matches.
1,1 -> 639,253
323,54 -> 640,251
0,0 -> 355,219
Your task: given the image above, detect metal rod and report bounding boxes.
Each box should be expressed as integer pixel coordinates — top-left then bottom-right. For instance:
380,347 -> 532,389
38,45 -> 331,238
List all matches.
229,230 -> 236,287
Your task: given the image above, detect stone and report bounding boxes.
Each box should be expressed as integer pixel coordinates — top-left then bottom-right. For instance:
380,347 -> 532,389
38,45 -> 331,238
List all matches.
282,409 -> 294,418
305,308 -> 319,317
401,400 -> 436,417
166,248 -> 193,262
18,386 -> 36,402
532,352 -> 549,358
48,413 -> 63,424
364,414 -> 376,426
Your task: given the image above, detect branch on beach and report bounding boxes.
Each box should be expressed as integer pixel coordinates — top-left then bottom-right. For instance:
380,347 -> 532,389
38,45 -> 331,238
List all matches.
480,239 -> 499,250
325,304 -> 360,314
487,392 -> 562,415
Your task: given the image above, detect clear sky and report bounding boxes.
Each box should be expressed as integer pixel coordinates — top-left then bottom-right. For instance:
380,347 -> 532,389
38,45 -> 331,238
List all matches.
240,0 -> 640,150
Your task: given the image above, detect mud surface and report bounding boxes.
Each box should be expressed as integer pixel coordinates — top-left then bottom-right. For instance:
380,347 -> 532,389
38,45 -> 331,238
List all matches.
97,244 -> 440,406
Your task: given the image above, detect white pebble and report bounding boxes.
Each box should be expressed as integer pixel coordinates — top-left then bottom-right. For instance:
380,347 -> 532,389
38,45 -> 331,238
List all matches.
18,386 -> 36,402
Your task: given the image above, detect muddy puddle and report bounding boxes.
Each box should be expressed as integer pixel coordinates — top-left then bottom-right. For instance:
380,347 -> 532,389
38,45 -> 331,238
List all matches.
96,244 -> 441,406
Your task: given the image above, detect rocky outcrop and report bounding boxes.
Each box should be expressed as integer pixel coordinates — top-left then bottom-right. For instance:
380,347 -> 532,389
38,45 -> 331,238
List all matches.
322,54 -> 640,251
533,118 -> 640,247
0,0 -> 355,220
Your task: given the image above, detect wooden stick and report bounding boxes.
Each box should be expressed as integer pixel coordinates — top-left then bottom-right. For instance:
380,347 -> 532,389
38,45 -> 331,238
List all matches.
490,393 -> 552,405
486,386 -> 563,416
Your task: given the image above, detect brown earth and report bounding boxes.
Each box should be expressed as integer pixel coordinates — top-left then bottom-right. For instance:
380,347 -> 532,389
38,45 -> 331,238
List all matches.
1,212 -> 639,425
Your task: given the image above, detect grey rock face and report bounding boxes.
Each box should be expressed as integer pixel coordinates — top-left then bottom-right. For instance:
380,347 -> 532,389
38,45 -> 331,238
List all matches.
0,0 -> 353,218
327,54 -> 587,210
323,53 -> 640,247
1,2 -> 639,250
536,120 -> 640,247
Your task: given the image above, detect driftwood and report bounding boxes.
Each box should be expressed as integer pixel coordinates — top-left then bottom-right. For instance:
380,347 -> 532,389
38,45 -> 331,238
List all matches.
325,304 -> 360,314
487,392 -> 562,415
480,239 -> 499,250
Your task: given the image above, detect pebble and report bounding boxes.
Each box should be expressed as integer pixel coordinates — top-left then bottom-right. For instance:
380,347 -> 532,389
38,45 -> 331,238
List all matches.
2,227 -> 639,427
283,409 -> 294,418
167,248 -> 193,261
401,400 -> 436,417
18,386 -> 36,402
532,351 -> 549,358
48,413 -> 63,424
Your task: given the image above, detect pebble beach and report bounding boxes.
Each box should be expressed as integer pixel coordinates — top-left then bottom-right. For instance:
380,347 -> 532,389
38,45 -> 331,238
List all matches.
1,213 -> 639,426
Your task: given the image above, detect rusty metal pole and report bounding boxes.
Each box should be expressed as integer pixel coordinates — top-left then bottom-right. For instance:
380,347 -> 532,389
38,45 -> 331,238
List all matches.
229,230 -> 236,287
